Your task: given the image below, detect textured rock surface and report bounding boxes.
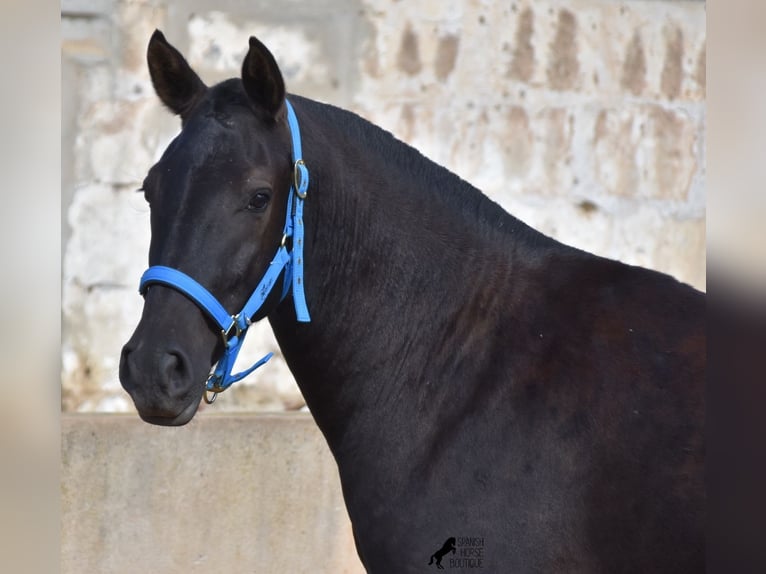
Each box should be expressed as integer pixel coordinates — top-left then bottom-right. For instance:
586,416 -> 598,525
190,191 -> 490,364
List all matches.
62,0 -> 706,414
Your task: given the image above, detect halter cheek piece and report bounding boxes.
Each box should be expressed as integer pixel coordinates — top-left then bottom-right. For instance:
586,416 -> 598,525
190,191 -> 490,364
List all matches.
138,99 -> 311,404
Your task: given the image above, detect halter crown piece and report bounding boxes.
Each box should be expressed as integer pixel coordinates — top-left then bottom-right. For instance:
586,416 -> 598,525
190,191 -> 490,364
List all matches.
138,99 -> 310,404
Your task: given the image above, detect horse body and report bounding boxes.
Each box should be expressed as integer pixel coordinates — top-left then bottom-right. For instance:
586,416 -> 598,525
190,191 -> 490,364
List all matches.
266,97 -> 704,573
120,32 -> 704,573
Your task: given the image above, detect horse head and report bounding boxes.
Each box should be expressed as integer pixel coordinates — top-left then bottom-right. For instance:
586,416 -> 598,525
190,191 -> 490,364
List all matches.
120,31 -> 296,425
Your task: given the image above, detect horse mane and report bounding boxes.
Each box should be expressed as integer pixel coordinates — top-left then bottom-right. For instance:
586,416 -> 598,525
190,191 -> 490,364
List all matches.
291,94 -> 559,250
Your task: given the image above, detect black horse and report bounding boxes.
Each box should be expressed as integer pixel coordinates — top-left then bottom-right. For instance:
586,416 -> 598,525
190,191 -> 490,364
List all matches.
120,31 -> 705,573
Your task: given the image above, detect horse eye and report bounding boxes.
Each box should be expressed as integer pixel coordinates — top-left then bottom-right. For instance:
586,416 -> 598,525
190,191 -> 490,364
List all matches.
246,190 -> 271,212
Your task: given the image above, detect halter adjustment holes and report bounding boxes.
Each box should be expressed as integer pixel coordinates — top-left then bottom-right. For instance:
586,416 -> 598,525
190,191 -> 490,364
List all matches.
245,189 -> 272,213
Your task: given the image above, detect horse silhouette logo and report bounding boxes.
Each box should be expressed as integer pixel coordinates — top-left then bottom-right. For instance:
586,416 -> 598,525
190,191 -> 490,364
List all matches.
428,537 -> 456,569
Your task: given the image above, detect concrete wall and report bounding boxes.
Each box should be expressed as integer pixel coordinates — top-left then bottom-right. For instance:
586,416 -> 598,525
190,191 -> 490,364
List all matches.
61,414 -> 364,574
62,0 -> 706,414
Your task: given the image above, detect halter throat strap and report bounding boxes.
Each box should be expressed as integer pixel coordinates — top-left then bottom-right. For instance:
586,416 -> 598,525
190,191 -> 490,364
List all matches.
138,98 -> 310,403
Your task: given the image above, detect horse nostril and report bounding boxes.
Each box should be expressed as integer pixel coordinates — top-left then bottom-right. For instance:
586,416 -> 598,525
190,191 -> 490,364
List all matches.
160,350 -> 192,397
119,344 -> 137,390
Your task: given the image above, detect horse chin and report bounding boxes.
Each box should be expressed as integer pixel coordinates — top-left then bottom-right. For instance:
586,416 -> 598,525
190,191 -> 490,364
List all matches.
138,397 -> 201,427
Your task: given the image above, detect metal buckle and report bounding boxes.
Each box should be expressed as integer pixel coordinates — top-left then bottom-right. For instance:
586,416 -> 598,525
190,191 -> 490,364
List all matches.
294,159 -> 307,199
220,314 -> 242,347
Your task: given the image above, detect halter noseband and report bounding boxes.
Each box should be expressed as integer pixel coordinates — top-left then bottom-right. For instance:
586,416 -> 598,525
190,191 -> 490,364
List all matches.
138,99 -> 311,404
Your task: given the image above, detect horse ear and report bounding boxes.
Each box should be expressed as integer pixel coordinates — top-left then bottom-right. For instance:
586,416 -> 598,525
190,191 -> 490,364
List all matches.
241,36 -> 286,121
147,30 -> 207,119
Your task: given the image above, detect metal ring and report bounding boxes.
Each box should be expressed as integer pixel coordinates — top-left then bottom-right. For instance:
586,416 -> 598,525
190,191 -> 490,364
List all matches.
204,373 -> 224,404
294,159 -> 307,199
203,389 -> 218,404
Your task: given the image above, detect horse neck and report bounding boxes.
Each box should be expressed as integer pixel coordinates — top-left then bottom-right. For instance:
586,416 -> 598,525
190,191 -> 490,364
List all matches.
269,96 -> 546,454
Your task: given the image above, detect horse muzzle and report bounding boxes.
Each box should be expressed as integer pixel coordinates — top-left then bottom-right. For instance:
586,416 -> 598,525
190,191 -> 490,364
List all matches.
119,338 -> 203,426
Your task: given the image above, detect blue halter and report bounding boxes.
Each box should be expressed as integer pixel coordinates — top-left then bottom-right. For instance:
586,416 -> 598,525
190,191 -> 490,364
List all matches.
138,99 -> 310,403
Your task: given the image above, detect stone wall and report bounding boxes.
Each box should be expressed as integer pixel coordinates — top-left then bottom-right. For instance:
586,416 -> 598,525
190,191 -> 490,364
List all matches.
62,0 -> 706,414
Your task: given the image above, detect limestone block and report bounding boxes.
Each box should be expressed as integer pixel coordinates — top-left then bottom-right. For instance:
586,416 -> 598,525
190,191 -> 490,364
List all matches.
187,11 -> 349,104
356,0 -> 706,101
352,0 -> 705,208
61,284 -> 140,413
62,183 -> 150,411
540,0 -> 707,101
63,183 -> 150,288
591,104 -> 701,201
76,99 -> 158,185
116,2 -> 168,76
